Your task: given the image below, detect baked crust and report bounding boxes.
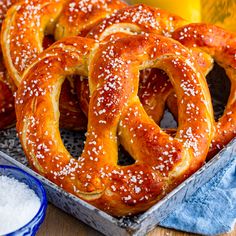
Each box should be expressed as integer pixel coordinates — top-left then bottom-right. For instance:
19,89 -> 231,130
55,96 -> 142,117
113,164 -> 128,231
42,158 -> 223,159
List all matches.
1,0 -> 126,130
16,34 -> 214,216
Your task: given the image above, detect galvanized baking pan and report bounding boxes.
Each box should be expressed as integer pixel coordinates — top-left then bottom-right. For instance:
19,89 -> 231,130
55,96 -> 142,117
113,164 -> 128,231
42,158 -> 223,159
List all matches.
0,64 -> 233,235
0,127 -> 235,236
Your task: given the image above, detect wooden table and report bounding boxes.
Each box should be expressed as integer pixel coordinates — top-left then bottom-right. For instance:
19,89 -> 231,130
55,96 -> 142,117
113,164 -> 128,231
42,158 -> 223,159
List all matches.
38,204 -> 236,236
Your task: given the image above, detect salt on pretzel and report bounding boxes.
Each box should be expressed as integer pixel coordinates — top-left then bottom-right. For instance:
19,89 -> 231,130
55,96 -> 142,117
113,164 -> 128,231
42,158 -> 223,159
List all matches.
171,23 -> 236,158
87,4 -> 187,40
0,0 -> 18,28
75,4 -> 214,122
1,0 -> 126,129
54,0 -> 127,40
88,5 -> 236,157
16,34 -> 214,216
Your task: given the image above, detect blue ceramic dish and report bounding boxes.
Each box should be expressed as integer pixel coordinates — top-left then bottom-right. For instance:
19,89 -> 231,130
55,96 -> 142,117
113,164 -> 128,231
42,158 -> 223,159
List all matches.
0,165 -> 47,236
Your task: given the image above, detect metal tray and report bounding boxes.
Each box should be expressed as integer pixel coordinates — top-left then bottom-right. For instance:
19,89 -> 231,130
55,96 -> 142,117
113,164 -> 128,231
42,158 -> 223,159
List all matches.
0,128 -> 235,236
0,63 -> 233,235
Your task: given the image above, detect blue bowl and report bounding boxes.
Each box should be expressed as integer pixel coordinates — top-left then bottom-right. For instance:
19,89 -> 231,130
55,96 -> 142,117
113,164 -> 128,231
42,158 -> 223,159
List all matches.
0,165 -> 47,236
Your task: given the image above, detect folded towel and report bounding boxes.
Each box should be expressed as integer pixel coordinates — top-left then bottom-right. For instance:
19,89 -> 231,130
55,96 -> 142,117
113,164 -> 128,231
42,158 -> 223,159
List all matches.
160,158 -> 236,235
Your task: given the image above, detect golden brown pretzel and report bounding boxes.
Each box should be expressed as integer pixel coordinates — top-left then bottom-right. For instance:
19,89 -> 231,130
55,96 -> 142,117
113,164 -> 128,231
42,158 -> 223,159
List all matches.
89,5 -> 236,158
0,0 -> 18,28
87,4 -> 187,40
54,0 -> 127,39
171,23 -> 236,158
90,5 -> 236,159
76,4 -> 214,122
16,34 -> 214,216
139,23 -> 236,158
1,0 -> 126,129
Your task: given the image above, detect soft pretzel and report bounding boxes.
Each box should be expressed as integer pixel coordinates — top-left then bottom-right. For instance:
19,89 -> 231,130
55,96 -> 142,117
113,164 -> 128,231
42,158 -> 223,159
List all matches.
137,23 -> 236,158
1,0 -> 126,129
87,4 -> 187,40
171,23 -> 236,158
0,0 -> 18,28
77,4 -> 214,122
90,5 -> 236,158
87,4 -> 236,158
148,23 -> 236,158
16,34 -> 214,216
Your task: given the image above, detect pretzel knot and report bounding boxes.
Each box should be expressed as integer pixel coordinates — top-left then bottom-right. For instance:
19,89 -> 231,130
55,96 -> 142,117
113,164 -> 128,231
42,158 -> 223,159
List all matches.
78,3 -> 213,121
16,34 -> 214,216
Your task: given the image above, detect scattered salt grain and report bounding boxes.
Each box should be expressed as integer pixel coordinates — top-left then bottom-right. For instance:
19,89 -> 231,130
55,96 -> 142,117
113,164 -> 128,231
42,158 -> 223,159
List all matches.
0,175 -> 41,235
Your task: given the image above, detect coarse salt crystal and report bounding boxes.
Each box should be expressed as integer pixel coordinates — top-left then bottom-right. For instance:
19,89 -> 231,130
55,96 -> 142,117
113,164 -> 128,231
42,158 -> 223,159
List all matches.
0,175 -> 41,235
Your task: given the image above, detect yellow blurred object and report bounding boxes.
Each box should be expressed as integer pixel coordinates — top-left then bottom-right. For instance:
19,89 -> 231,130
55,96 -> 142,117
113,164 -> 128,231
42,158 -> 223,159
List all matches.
129,0 -> 201,22
202,0 -> 236,32
128,0 -> 236,31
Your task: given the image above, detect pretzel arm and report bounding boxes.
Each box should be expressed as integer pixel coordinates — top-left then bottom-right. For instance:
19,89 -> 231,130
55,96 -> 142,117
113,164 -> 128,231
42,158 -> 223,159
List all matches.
55,0 -> 127,39
2,0 -> 64,86
86,4 -> 213,125
172,23 -> 236,157
16,36 -> 95,182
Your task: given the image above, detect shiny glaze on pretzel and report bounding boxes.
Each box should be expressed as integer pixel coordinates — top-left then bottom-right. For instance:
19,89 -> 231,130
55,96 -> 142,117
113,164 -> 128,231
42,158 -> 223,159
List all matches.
172,23 -> 236,158
88,4 -> 187,40
75,4 -> 186,119
137,23 -> 236,158
83,4 -> 214,122
16,34 -> 214,216
1,0 -> 126,129
88,4 -> 236,157
0,0 -> 18,28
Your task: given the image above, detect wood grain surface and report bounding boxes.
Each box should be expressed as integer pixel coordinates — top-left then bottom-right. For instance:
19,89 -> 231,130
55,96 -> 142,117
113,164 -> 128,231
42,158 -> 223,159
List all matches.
37,204 -> 236,236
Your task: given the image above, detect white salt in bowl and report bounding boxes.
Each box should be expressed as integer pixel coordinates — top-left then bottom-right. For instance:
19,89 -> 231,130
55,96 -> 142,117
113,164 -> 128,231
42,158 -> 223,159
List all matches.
0,165 -> 47,236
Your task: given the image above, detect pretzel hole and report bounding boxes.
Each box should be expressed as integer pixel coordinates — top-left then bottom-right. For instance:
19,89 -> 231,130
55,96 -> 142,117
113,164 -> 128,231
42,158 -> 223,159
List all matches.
118,146 -> 136,166
58,77 -> 87,130
60,130 -> 85,157
149,63 -> 230,125
42,35 -> 56,50
59,130 -> 136,166
160,109 -> 177,129
206,63 -> 230,121
163,63 -> 230,124
138,68 -> 177,127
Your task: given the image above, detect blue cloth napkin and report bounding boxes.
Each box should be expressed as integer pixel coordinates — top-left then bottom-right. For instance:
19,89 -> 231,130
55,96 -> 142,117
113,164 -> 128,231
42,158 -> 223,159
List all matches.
160,158 -> 236,235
